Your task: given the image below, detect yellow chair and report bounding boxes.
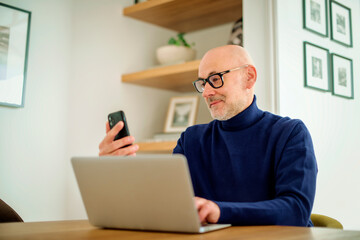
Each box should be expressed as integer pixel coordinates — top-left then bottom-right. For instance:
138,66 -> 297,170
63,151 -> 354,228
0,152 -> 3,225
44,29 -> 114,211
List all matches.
311,214 -> 343,229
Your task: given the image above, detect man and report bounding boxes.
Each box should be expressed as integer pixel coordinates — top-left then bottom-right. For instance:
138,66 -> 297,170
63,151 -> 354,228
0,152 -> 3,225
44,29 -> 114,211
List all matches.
99,45 -> 317,226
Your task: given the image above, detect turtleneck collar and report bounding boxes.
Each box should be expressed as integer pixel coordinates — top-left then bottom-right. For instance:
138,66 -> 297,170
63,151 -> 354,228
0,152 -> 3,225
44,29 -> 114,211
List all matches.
218,95 -> 264,131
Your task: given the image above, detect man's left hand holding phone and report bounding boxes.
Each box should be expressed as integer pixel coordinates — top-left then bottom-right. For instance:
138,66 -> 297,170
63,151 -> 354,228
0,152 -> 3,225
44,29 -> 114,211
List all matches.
98,110 -> 139,156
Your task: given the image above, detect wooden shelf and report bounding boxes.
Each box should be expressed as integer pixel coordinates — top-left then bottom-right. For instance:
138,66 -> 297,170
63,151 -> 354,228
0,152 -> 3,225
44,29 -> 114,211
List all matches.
122,0 -> 243,152
122,59 -> 200,92
137,141 -> 177,153
123,0 -> 242,33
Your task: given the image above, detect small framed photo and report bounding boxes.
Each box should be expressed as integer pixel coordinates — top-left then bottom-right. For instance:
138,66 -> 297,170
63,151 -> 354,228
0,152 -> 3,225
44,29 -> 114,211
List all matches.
164,96 -> 199,133
330,0 -> 352,47
331,53 -> 353,99
0,3 -> 31,107
303,42 -> 330,92
303,0 -> 328,37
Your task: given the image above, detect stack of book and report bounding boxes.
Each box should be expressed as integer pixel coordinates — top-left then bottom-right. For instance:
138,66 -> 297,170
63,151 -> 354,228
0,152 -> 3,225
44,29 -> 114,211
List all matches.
152,132 -> 181,141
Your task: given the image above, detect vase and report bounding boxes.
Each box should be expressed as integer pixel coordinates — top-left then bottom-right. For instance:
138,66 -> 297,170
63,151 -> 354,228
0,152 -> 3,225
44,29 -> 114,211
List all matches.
156,45 -> 196,65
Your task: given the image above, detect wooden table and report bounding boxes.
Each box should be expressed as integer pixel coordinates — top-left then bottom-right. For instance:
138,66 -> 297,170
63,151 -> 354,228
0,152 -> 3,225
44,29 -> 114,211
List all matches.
1,220 -> 360,240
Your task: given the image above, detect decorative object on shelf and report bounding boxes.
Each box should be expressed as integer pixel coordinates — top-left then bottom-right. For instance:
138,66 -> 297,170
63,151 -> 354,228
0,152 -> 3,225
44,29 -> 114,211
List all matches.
0,3 -> 31,107
153,132 -> 181,141
164,96 -> 199,133
330,0 -> 352,47
228,18 -> 243,46
302,0 -> 328,37
156,33 -> 196,65
331,53 -> 353,99
303,41 -> 330,92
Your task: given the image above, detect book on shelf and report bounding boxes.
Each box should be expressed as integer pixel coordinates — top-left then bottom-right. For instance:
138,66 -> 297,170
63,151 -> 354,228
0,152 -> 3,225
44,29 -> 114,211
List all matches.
141,133 -> 181,143
153,132 -> 181,141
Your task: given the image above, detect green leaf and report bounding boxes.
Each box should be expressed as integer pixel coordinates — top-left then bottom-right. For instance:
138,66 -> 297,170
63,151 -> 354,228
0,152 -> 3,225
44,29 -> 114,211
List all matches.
168,33 -> 193,48
168,37 -> 177,45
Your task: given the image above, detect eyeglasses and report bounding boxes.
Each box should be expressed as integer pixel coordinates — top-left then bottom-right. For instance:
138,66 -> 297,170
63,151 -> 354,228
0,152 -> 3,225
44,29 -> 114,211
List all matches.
192,65 -> 249,93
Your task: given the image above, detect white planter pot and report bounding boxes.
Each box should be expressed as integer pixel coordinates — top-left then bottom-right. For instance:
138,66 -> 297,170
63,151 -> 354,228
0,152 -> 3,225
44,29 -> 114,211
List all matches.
156,45 -> 196,65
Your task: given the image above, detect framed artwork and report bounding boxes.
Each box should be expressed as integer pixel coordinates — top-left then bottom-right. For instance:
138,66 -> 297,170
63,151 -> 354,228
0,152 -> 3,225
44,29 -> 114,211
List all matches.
164,96 -> 199,133
0,3 -> 31,107
303,0 -> 328,37
330,0 -> 352,47
303,42 -> 330,92
331,53 -> 353,99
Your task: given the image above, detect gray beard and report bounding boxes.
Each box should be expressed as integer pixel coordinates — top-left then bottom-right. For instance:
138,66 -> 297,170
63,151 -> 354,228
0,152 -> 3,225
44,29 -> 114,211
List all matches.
211,108 -> 238,121
209,103 -> 242,121
207,96 -> 243,121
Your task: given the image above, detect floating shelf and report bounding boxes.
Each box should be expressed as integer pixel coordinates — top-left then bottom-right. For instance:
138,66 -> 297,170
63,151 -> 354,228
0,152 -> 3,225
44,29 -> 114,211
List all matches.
123,0 -> 242,33
122,60 -> 201,92
137,141 -> 177,153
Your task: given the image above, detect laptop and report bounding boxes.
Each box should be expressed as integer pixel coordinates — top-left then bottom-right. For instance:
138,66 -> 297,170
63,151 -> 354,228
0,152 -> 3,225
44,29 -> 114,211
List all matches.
71,154 -> 231,233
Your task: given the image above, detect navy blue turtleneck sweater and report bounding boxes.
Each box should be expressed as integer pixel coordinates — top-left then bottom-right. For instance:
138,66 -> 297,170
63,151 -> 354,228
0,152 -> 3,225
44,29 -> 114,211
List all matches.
173,97 -> 317,226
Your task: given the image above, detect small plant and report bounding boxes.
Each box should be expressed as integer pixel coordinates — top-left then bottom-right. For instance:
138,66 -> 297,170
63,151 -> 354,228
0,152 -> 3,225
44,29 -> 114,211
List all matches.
168,33 -> 194,48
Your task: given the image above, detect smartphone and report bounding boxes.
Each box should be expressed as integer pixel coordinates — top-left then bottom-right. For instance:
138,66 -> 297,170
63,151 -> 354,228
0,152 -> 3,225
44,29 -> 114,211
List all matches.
107,110 -> 131,143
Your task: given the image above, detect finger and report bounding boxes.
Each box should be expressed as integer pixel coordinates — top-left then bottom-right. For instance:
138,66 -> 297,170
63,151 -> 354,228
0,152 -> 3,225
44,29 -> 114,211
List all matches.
111,144 -> 139,156
198,202 -> 212,223
105,121 -> 124,143
194,197 -> 207,210
109,121 -> 124,139
99,121 -> 125,153
105,121 -> 110,133
111,136 -> 136,151
203,201 -> 220,223
99,136 -> 136,156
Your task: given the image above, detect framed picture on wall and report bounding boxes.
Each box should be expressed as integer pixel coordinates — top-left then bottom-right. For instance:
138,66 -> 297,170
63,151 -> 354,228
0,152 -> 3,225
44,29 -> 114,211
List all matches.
303,0 -> 328,37
330,0 -> 352,47
303,42 -> 330,92
0,3 -> 31,107
331,53 -> 353,99
164,96 -> 199,133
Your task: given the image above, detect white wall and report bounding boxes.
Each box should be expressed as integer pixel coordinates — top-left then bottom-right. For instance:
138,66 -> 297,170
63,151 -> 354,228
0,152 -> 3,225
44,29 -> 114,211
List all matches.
276,0 -> 360,230
243,0 -> 275,113
0,0 -> 236,221
0,0 -> 73,221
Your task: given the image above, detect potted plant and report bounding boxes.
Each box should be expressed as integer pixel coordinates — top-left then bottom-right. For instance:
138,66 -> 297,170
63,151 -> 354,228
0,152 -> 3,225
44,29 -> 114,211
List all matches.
156,33 -> 196,65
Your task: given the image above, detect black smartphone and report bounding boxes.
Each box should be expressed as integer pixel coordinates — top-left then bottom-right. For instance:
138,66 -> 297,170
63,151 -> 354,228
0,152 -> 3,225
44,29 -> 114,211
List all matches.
107,110 -> 131,142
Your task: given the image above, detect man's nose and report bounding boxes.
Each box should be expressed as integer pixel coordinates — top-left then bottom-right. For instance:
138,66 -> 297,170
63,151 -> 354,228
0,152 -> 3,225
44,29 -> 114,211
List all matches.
202,82 -> 215,98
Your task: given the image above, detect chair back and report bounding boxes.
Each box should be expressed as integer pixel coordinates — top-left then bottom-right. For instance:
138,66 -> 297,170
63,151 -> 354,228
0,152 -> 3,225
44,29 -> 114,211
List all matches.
311,214 -> 343,229
0,198 -> 23,223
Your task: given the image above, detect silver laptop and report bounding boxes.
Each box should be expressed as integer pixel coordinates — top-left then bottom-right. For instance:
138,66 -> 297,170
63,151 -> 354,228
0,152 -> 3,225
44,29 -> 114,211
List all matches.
71,154 -> 231,233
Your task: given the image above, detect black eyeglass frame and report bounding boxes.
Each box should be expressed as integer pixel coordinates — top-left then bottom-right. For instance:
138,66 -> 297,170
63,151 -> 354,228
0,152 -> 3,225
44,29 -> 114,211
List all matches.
192,64 -> 249,93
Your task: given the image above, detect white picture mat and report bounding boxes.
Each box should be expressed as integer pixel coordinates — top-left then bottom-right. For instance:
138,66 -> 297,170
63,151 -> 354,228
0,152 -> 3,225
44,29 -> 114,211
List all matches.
331,2 -> 351,45
332,55 -> 352,97
304,0 -> 327,35
0,5 -> 29,106
305,44 -> 329,90
164,96 -> 199,133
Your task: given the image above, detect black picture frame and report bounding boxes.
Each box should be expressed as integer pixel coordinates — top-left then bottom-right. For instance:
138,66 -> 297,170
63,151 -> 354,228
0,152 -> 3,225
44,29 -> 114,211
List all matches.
303,41 -> 330,92
330,0 -> 352,47
0,3 -> 31,108
331,53 -> 353,99
303,0 -> 328,37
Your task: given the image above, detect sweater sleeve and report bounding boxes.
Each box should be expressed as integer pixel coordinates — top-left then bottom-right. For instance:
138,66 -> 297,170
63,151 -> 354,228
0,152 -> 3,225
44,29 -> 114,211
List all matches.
214,122 -> 317,226
173,132 -> 185,155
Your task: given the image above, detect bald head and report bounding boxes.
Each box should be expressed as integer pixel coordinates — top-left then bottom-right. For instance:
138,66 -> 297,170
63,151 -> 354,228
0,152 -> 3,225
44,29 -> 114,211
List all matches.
199,45 -> 254,73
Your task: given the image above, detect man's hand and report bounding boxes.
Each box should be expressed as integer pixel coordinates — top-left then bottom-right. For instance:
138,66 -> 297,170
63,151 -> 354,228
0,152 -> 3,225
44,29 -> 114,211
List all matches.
194,197 -> 220,224
98,121 -> 139,156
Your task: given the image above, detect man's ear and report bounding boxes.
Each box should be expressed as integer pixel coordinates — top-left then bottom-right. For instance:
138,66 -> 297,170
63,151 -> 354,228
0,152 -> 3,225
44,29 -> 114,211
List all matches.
246,65 -> 257,89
